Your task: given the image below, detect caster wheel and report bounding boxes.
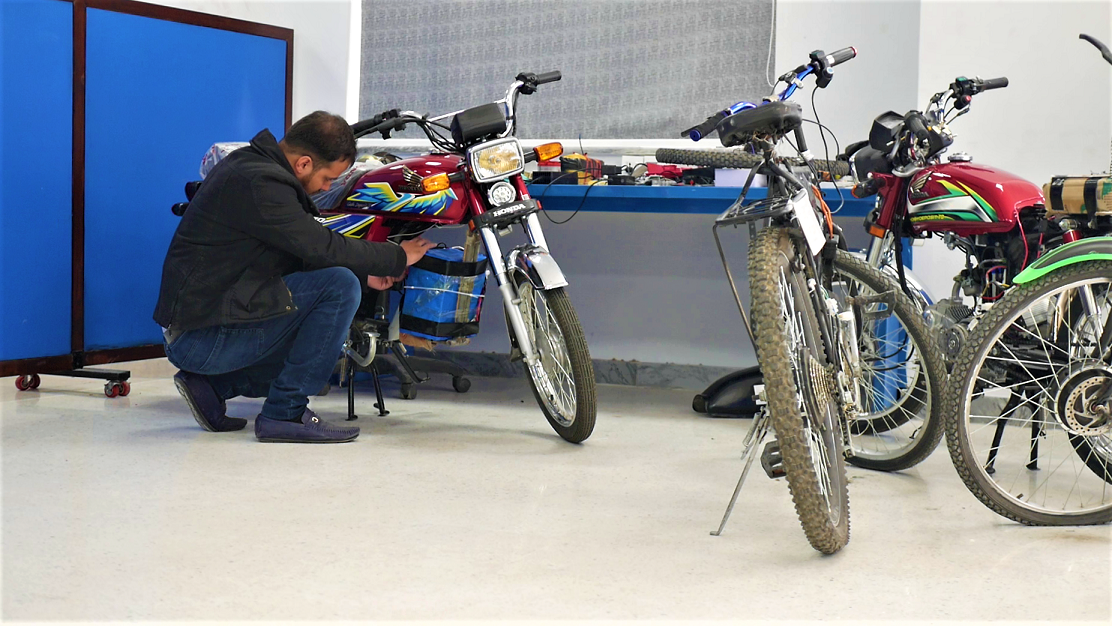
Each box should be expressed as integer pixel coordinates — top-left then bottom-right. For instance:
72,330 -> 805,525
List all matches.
15,374 -> 39,391
452,376 -> 471,393
104,382 -> 119,398
117,381 -> 131,397
400,383 -> 417,400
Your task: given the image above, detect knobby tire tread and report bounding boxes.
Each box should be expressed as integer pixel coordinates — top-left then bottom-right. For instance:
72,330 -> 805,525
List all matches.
654,148 -> 850,177
749,226 -> 850,553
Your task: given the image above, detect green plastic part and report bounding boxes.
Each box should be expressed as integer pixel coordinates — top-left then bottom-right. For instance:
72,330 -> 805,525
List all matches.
1013,238 -> 1112,284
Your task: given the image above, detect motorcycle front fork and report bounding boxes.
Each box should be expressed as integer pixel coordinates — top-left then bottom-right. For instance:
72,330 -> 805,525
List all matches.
475,213 -> 550,365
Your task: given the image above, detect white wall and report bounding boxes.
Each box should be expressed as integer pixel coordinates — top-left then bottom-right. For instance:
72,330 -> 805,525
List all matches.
149,0 -> 354,122
775,0 -> 922,157
138,0 -> 1112,363
918,0 -> 1112,185
913,0 -> 1112,300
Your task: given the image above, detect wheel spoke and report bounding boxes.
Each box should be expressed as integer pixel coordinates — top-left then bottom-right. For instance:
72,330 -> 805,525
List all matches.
958,276 -> 1112,519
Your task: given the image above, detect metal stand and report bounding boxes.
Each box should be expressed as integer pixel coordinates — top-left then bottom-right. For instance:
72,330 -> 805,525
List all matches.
15,367 -> 132,397
711,409 -> 772,536
370,361 -> 389,416
984,392 -> 1022,475
345,357 -> 359,421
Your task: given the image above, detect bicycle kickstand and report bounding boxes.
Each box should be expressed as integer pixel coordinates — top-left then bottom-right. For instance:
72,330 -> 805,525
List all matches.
711,407 -> 772,536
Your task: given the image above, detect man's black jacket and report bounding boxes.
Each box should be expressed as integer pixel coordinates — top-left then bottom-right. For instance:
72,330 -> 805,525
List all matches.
153,130 -> 406,332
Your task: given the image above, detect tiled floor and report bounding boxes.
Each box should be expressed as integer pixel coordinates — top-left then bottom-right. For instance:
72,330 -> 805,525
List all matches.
2,360 -> 1110,622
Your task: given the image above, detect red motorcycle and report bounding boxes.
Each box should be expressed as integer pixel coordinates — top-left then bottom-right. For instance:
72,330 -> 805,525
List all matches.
846,75 -> 1067,361
184,72 -> 597,444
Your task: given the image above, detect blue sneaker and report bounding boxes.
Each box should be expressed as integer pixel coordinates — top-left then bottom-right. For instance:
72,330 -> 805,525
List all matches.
254,408 -> 360,443
173,370 -> 247,432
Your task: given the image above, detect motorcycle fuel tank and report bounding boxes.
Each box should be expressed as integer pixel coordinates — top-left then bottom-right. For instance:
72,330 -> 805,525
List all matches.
906,161 -> 1043,235
340,154 -> 470,224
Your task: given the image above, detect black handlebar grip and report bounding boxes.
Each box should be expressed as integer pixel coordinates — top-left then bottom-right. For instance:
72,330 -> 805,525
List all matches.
351,115 -> 382,135
184,181 -> 202,201
1080,33 -> 1112,66
534,71 -> 562,85
980,76 -> 1008,91
905,112 -> 929,141
828,46 -> 857,66
684,112 -> 727,142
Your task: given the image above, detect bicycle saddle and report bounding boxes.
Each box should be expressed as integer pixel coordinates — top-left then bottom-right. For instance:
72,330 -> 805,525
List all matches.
716,101 -> 803,148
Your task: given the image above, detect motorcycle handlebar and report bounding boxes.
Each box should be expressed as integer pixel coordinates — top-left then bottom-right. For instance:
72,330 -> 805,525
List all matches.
684,112 -> 727,141
980,76 -> 1008,91
515,71 -> 562,95
828,46 -> 857,67
351,109 -> 400,135
904,111 -> 930,141
534,71 -> 562,85
350,118 -> 378,135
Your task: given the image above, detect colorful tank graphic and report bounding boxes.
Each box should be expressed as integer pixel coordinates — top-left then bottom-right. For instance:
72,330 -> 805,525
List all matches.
346,182 -> 458,216
904,162 -> 1043,234
316,213 -> 376,239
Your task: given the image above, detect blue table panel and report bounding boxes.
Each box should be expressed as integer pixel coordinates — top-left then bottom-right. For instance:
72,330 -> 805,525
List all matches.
527,184 -> 873,217
84,9 -> 287,350
0,0 -> 72,361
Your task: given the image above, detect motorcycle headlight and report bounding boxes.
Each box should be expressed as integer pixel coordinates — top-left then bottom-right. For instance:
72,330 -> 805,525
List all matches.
468,138 -> 524,184
487,181 -> 517,206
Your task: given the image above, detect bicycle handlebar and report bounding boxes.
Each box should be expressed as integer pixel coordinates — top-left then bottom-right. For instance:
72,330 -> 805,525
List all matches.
1081,33 -> 1112,66
827,46 -> 857,67
683,112 -> 728,141
685,46 -> 855,141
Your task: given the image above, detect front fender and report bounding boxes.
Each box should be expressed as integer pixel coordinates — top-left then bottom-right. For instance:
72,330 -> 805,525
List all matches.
507,244 -> 568,290
1014,237 -> 1112,284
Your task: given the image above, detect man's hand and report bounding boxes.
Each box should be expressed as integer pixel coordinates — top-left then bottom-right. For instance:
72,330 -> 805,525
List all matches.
400,236 -> 437,266
366,275 -> 397,290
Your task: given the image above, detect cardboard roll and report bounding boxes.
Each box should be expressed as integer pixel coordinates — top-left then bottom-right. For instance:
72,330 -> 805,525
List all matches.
1044,176 -> 1112,216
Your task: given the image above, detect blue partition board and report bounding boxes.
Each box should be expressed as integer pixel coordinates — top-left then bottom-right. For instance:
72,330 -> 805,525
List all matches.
84,9 -> 286,350
0,0 -> 73,361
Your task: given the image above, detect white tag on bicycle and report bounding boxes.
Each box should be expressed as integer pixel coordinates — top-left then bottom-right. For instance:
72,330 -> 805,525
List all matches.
791,190 -> 826,257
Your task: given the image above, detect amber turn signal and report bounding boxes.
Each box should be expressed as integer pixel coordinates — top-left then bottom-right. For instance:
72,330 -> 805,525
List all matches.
421,172 -> 451,193
533,142 -> 563,162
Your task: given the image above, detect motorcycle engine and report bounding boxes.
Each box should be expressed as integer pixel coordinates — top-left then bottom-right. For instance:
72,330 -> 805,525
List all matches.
925,297 -> 974,361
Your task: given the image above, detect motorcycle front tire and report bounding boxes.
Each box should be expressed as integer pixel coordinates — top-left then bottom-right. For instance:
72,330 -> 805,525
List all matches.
510,275 -> 597,443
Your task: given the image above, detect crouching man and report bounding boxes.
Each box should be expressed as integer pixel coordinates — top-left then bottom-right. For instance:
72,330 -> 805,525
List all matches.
153,111 -> 435,443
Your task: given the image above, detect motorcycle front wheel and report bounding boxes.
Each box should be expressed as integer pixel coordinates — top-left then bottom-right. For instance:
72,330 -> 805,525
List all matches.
945,260 -> 1112,525
749,226 -> 850,554
830,251 -> 947,471
512,275 -> 597,443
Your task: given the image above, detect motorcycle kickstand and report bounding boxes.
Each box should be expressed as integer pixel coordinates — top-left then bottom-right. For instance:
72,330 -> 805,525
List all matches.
371,361 -> 389,417
346,357 -> 359,421
711,409 -> 772,536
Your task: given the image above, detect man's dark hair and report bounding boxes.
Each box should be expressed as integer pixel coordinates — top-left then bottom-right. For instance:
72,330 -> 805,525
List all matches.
280,111 -> 356,167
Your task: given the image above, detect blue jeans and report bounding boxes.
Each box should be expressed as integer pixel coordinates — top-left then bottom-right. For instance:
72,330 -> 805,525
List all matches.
164,267 -> 361,421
